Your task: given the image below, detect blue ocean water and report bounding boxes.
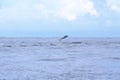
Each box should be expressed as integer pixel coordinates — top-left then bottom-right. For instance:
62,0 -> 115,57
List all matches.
0,38 -> 120,80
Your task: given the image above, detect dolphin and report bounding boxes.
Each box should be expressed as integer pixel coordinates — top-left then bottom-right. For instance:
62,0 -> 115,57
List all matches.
59,35 -> 68,42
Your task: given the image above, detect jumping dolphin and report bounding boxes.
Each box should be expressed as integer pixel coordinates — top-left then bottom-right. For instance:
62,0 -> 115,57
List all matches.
59,35 -> 68,42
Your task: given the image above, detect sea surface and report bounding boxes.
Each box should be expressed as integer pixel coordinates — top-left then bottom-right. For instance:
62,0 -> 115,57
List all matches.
0,38 -> 120,80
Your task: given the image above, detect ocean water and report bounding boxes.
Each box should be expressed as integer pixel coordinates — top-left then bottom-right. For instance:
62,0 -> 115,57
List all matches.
0,38 -> 120,80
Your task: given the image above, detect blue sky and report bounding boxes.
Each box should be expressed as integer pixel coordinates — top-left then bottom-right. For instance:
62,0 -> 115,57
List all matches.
0,0 -> 120,37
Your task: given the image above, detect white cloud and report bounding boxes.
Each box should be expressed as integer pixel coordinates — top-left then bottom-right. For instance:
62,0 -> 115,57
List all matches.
111,5 -> 120,12
56,0 -> 98,21
0,0 -> 97,22
107,0 -> 120,12
0,1 -> 48,21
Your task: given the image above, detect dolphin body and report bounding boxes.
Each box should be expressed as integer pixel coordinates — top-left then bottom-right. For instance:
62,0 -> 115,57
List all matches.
59,35 -> 68,42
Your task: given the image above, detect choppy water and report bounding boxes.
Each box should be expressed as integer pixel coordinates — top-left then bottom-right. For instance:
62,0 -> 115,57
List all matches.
0,38 -> 120,80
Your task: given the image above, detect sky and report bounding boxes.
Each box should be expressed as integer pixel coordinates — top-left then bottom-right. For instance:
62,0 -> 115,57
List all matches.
0,0 -> 120,37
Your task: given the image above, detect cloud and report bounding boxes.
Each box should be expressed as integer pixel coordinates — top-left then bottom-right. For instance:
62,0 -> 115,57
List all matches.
0,0 -> 97,22
57,0 -> 97,21
107,0 -> 120,12
0,2 -> 49,21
